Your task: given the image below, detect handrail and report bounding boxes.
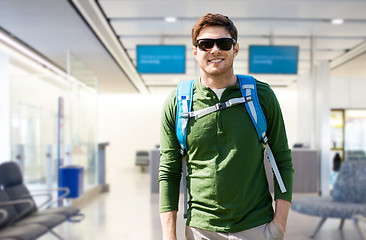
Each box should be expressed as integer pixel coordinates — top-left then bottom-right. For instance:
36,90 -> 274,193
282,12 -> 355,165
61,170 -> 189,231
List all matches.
30,187 -> 70,209
0,199 -> 34,226
0,209 -> 8,225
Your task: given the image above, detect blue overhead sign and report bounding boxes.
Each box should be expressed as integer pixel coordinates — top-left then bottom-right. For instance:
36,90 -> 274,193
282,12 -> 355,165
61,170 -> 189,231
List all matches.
137,45 -> 186,74
249,45 -> 299,74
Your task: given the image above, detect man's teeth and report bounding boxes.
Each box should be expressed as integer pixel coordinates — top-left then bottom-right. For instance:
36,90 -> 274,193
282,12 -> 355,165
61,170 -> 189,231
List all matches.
210,59 -> 222,63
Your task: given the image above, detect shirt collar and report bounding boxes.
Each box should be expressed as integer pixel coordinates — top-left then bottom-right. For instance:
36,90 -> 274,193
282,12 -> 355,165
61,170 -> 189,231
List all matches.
195,75 -> 240,92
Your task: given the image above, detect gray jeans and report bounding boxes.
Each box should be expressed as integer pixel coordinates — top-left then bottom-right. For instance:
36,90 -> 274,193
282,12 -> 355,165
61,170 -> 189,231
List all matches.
185,221 -> 284,240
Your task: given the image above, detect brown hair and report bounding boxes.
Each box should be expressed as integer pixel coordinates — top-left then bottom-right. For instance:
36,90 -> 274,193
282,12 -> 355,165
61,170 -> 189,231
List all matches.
191,13 -> 238,45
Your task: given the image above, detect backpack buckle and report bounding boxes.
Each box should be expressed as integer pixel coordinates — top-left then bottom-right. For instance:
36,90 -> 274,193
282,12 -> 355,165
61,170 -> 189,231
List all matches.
262,134 -> 268,144
215,102 -> 227,111
180,148 -> 187,156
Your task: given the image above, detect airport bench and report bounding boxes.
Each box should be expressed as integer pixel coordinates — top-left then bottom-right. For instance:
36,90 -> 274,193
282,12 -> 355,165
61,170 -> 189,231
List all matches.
0,161 -> 83,239
291,160 -> 366,239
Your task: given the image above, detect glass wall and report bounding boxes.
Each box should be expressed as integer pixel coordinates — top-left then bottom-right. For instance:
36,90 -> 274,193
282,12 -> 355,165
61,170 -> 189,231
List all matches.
329,109 -> 366,189
330,109 -> 366,162
10,72 -> 68,185
344,110 -> 366,160
329,109 -> 344,189
68,53 -> 98,190
1,41 -> 98,194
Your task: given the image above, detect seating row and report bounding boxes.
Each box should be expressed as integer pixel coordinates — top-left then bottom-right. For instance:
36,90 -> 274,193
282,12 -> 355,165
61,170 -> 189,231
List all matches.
291,160 -> 366,239
0,161 -> 83,240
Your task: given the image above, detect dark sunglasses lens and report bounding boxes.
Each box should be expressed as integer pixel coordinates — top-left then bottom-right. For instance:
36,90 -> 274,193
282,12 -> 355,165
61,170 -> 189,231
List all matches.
216,39 -> 233,50
196,38 -> 234,51
198,40 -> 215,51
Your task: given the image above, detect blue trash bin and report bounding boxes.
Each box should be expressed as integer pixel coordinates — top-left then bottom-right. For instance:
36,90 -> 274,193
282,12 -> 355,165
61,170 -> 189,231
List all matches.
59,166 -> 84,198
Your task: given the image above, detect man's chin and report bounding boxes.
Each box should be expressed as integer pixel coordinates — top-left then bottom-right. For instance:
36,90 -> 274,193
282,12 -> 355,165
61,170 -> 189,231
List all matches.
205,68 -> 228,76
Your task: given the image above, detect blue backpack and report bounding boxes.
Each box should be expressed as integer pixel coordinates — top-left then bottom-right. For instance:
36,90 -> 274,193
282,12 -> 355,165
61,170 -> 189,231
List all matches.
176,74 -> 286,218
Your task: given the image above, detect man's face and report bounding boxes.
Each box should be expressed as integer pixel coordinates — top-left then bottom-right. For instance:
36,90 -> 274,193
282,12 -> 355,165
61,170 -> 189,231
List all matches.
192,26 -> 239,78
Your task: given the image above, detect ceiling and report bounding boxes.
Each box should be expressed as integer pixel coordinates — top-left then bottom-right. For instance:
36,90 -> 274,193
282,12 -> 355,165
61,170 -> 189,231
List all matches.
1,0 -> 366,94
0,0 -> 141,93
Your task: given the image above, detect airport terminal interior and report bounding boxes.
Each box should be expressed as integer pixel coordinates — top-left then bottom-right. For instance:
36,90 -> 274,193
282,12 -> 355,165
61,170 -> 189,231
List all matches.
1,0 -> 366,239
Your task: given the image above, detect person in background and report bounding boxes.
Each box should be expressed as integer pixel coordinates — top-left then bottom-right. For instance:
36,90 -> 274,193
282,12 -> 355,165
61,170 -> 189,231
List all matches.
333,152 -> 341,172
159,13 -> 294,240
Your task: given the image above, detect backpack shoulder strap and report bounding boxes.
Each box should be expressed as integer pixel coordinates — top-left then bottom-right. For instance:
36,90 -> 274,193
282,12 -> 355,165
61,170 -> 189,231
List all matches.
238,74 -> 286,193
237,75 -> 267,142
176,80 -> 195,155
176,80 -> 194,219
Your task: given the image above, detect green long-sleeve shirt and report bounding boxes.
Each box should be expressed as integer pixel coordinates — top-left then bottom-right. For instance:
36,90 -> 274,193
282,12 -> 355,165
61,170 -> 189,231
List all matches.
159,76 -> 294,233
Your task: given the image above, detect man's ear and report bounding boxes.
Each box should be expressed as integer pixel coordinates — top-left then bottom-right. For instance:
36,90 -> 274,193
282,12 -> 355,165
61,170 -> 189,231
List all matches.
192,46 -> 198,59
233,43 -> 239,58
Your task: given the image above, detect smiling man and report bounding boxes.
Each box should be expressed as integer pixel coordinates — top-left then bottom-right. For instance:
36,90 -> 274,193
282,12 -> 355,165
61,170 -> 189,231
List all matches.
159,13 -> 294,240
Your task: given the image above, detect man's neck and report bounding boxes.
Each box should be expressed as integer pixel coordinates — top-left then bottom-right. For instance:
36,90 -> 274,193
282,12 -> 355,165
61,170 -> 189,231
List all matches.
200,71 -> 237,89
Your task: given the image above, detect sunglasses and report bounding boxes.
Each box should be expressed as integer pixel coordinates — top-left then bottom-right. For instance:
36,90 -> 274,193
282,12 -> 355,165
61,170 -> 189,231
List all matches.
194,38 -> 237,51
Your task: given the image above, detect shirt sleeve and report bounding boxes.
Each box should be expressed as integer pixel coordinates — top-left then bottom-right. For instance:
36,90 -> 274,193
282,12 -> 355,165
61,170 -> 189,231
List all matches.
159,90 -> 183,212
258,82 -> 294,202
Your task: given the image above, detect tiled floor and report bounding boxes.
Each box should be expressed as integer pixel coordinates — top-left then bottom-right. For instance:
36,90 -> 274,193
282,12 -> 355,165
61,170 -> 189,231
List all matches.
39,167 -> 365,240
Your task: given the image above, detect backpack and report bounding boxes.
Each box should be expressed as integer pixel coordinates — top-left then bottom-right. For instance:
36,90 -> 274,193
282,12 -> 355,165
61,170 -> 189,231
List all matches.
176,74 -> 286,218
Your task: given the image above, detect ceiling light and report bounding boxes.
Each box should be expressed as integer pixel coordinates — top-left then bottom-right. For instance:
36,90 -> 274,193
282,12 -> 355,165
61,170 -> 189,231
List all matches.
0,30 -> 66,77
0,30 -> 95,92
331,19 -> 344,25
165,17 -> 177,23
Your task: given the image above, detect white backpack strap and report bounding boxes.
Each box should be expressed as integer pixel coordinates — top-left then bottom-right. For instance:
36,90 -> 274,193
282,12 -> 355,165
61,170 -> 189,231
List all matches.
242,85 -> 258,123
182,155 -> 188,219
184,97 -> 249,120
180,95 -> 190,138
263,141 -> 287,193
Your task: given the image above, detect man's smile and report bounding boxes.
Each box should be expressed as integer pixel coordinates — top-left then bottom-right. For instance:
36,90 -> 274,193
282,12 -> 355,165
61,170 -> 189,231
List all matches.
208,58 -> 224,63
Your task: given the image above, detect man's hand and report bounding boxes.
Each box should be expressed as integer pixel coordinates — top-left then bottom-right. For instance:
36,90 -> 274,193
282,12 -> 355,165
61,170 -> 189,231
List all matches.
160,211 -> 178,240
273,199 -> 291,234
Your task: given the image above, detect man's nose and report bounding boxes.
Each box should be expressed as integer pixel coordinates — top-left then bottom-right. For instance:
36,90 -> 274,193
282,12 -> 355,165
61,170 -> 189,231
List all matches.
210,43 -> 221,52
